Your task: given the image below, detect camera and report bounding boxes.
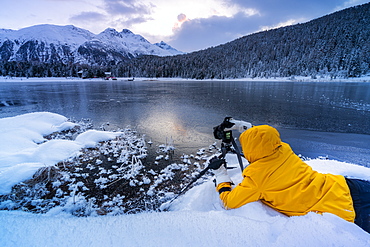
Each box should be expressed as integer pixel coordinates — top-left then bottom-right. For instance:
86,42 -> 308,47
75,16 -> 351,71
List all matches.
213,117 -> 234,143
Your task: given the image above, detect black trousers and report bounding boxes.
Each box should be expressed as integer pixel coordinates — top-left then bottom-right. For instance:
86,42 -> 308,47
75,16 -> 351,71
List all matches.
345,178 -> 370,233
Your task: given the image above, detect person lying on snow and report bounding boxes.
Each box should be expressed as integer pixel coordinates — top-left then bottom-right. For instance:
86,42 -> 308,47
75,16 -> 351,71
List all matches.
211,122 -> 370,234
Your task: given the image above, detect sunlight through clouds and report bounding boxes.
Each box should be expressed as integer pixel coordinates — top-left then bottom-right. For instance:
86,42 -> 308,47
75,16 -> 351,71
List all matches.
172,13 -> 189,32
131,0 -> 257,38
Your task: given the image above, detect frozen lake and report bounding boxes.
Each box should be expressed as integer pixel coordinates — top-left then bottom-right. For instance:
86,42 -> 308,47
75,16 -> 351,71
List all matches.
1,78 -> 369,167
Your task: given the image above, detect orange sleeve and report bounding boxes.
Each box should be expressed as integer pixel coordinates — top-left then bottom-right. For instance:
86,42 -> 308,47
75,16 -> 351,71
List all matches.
216,177 -> 260,209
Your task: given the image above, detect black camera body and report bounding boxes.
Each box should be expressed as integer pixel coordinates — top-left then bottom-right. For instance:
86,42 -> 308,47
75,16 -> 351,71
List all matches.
213,117 -> 234,143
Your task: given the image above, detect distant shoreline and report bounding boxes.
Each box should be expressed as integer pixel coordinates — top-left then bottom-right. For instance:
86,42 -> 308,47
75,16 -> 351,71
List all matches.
1,75 -> 370,83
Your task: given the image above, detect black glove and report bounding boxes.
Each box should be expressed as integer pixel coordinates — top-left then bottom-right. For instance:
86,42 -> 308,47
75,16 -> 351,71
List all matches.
209,157 -> 232,186
208,157 -> 226,170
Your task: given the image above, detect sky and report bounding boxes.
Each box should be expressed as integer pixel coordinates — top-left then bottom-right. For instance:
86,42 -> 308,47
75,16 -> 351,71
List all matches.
0,0 -> 369,52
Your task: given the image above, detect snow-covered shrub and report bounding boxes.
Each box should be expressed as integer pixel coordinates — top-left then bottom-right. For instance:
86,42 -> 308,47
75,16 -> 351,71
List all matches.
0,126 -> 216,216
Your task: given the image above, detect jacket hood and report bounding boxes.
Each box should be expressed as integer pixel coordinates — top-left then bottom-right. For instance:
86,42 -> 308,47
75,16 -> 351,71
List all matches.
239,125 -> 282,163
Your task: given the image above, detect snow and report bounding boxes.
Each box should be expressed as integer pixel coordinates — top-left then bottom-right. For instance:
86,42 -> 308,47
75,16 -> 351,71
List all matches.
154,41 -> 185,55
0,112 -> 123,194
0,25 -> 96,51
96,28 -> 180,57
0,24 -> 182,58
1,208 -> 368,247
0,112 -> 370,246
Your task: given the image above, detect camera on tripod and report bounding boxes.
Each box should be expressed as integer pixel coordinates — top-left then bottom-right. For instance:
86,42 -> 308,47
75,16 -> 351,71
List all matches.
213,117 -> 252,143
213,117 -> 252,172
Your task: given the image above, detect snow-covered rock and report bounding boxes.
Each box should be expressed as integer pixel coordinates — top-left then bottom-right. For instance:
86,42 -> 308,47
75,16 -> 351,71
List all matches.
0,112 -> 123,194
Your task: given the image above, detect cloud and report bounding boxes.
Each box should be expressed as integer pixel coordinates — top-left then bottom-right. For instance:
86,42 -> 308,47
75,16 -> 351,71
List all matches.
226,0 -> 369,21
99,0 -> 155,29
68,0 -> 157,33
168,0 -> 368,52
69,11 -> 107,24
170,12 -> 261,52
110,16 -> 154,29
172,13 -> 190,32
177,13 -> 188,22
335,0 -> 369,10
103,0 -> 154,16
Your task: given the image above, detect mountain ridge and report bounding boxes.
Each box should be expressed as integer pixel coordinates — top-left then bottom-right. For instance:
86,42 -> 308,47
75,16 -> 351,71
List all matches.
0,24 -> 184,66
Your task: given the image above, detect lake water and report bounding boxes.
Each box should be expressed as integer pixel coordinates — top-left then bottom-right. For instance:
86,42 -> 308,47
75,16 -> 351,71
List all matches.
1,79 -> 370,167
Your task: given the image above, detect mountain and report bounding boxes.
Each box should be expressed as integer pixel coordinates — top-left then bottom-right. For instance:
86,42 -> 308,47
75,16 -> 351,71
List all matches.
154,41 -> 184,56
0,24 -> 182,67
124,3 -> 370,79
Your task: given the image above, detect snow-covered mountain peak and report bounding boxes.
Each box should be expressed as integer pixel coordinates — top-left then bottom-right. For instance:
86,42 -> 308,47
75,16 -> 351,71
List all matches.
154,41 -> 185,55
21,24 -> 93,41
96,28 -> 149,44
120,29 -> 150,44
156,41 -> 168,47
0,24 -> 95,50
100,28 -> 122,38
95,27 -> 175,57
0,24 -> 184,64
121,29 -> 133,35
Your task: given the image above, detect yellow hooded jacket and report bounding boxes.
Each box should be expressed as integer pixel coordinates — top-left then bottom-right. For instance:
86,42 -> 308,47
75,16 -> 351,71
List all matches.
217,125 -> 355,222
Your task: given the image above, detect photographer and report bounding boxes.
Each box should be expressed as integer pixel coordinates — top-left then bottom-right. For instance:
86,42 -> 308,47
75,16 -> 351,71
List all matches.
212,119 -> 370,233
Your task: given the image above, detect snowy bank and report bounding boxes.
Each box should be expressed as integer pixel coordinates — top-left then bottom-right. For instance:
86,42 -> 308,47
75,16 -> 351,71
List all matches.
1,206 -> 369,247
0,112 -> 370,246
1,156 -> 370,247
0,112 -> 123,194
